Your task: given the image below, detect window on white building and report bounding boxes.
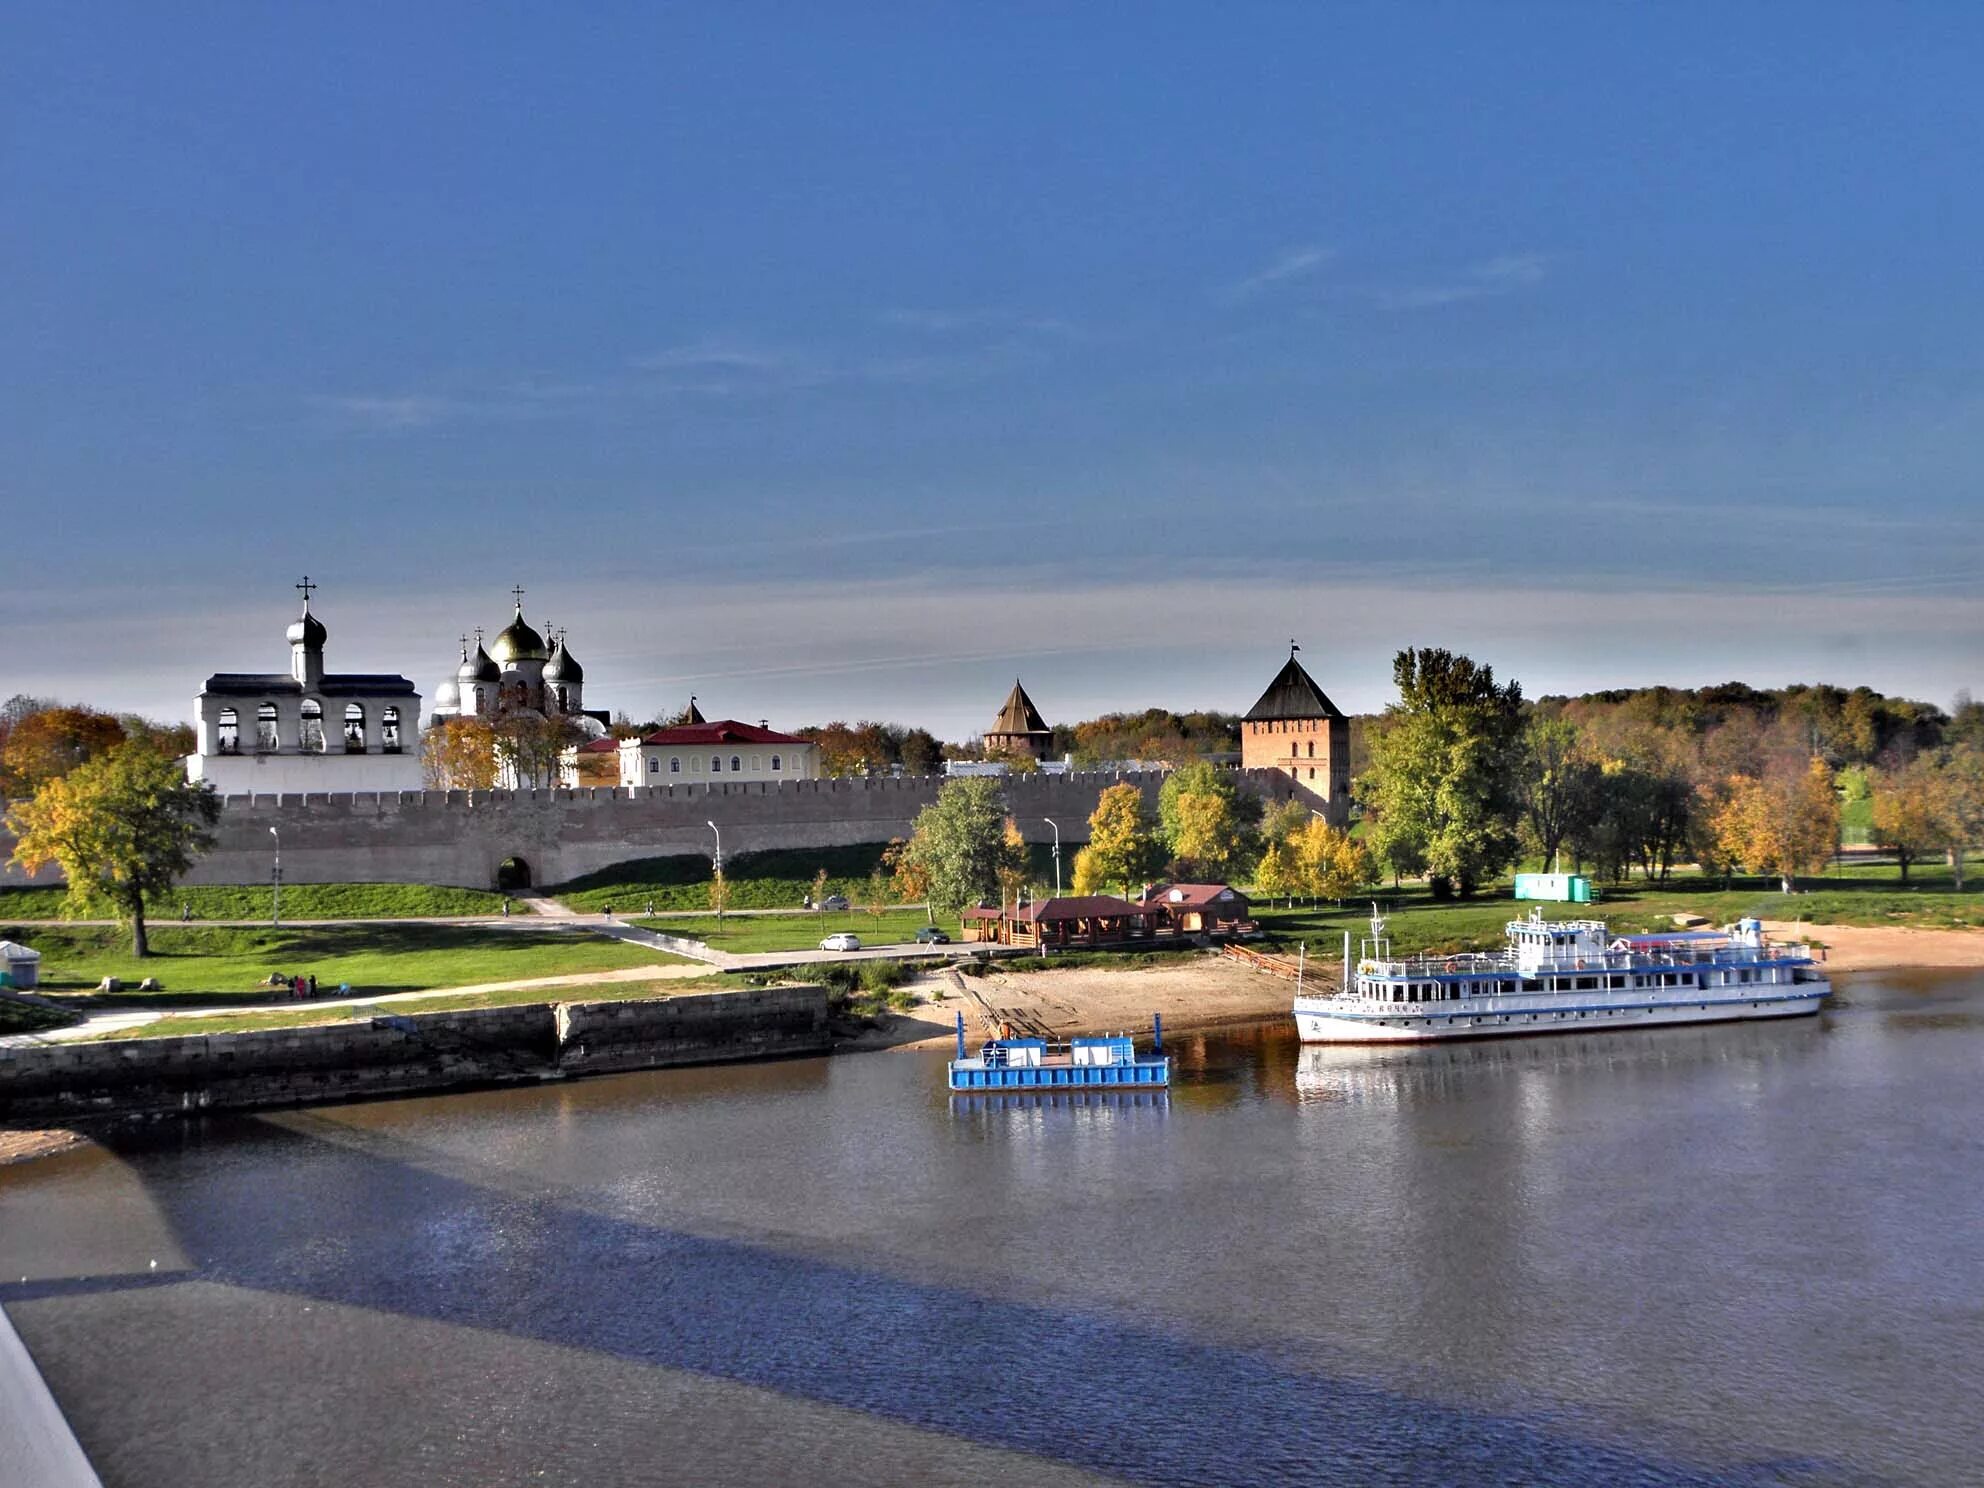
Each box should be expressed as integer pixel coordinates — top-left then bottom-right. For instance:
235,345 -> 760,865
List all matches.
648,758 -> 659,774
382,707 -> 402,754
256,702 -> 279,751
770,754 -> 781,772
730,755 -> 741,773
670,756 -> 681,774
711,756 -> 722,773
217,708 -> 239,754
344,703 -> 366,753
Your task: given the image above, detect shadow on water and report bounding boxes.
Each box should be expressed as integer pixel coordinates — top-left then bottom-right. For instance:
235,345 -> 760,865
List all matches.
3,1115 -> 1855,1488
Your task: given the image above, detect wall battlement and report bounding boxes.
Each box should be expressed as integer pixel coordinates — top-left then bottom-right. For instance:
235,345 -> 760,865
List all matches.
1,767 -> 1327,892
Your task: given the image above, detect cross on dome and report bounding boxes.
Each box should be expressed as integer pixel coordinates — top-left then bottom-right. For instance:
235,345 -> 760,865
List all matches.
511,584 -> 526,609
296,575 -> 317,608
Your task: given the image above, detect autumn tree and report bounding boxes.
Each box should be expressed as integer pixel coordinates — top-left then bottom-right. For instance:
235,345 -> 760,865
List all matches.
491,711 -> 579,789
1359,649 -> 1525,897
1938,747 -> 1984,890
901,777 -> 1015,917
7,745 -> 222,956
423,717 -> 498,790
996,819 -> 1031,909
1869,759 -> 1952,883
1291,817 -> 1370,904
1711,758 -> 1840,894
1252,839 -> 1296,907
0,706 -> 128,799
881,836 -> 931,915
1077,783 -> 1163,897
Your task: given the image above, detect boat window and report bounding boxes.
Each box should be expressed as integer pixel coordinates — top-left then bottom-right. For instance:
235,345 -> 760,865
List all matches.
1608,975 -> 1625,989
1575,976 -> 1597,991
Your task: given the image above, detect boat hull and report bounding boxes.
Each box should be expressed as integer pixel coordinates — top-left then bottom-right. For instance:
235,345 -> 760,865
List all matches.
1292,989 -> 1828,1044
947,1059 -> 1170,1091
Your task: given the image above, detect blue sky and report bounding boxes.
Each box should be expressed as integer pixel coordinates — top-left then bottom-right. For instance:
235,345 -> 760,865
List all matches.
4,3 -> 1980,737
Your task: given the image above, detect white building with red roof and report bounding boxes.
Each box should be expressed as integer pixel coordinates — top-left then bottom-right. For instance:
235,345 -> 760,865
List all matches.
610,711 -> 820,789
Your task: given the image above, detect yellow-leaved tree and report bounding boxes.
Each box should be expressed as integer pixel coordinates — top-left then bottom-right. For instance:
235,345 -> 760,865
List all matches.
7,745 -> 222,956
1710,758 -> 1839,894
1078,783 -> 1162,897
1252,839 -> 1296,907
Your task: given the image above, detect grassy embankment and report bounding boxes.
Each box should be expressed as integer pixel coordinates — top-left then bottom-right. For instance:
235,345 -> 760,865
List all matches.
0,881 -> 512,921
1249,859 -> 1982,959
77,974 -> 743,1041
0,923 -> 688,1009
556,842 -> 1063,913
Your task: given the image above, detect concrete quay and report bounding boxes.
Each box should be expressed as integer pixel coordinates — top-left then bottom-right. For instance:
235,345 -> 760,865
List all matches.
0,1303 -> 101,1487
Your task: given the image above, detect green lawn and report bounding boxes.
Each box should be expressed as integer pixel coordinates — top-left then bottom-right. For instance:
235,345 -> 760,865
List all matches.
79,975 -> 741,1041
0,995 -> 79,1035
631,907 -> 944,952
0,881 -> 513,922
1249,858 -> 1982,960
1,923 -> 683,1007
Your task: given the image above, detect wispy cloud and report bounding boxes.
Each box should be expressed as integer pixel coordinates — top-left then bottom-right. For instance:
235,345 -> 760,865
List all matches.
1372,252 -> 1550,310
1218,245 -> 1332,304
307,394 -> 464,432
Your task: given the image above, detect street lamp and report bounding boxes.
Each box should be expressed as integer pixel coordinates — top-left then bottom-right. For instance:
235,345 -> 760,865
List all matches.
1043,818 -> 1061,898
269,826 -> 282,927
706,819 -> 723,925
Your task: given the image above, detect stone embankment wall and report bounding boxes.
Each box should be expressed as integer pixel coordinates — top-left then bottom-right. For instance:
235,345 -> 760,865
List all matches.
0,768 -> 1324,892
0,985 -> 828,1124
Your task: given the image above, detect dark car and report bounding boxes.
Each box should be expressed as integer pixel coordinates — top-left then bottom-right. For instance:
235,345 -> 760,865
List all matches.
914,926 -> 951,944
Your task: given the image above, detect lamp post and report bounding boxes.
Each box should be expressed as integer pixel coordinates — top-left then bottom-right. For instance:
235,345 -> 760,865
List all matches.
269,826 -> 282,927
707,820 -> 723,926
1043,818 -> 1062,898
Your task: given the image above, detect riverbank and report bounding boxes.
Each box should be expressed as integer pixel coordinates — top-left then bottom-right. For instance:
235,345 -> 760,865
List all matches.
1763,920 -> 1984,971
0,1127 -> 87,1167
859,956 -> 1304,1051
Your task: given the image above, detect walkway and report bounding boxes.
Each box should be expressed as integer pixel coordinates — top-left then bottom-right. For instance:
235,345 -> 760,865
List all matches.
2,964 -> 716,1045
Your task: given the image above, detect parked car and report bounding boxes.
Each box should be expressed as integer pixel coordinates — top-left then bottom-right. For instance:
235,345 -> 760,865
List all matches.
913,926 -> 951,944
819,932 -> 862,952
818,894 -> 850,911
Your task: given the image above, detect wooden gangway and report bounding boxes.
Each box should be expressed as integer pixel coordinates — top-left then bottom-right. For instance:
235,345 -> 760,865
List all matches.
1222,942 -> 1330,988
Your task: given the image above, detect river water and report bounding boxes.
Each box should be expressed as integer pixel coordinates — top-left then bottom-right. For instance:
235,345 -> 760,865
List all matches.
2,970 -> 1980,1487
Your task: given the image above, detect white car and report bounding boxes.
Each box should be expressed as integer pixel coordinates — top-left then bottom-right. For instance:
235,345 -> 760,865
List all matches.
819,932 -> 862,952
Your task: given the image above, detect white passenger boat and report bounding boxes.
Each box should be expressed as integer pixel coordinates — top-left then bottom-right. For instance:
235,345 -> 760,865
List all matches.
1293,907 -> 1831,1044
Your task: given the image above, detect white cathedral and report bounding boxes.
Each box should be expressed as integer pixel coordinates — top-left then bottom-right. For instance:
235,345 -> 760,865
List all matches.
428,590 -> 611,786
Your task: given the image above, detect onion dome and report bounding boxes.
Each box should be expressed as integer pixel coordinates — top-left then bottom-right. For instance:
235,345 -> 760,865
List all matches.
286,606 -> 328,650
490,605 -> 549,664
544,638 -> 584,683
458,643 -> 499,683
433,678 -> 461,710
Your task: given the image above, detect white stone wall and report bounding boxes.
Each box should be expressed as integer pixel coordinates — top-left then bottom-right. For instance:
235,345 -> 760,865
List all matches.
186,749 -> 425,794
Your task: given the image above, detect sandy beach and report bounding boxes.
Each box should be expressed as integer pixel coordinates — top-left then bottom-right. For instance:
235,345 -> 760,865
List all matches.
1762,921 -> 1984,972
865,955 -> 1307,1051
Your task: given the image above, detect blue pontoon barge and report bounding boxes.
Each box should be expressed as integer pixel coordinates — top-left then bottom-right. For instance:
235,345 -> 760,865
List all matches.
946,1014 -> 1170,1091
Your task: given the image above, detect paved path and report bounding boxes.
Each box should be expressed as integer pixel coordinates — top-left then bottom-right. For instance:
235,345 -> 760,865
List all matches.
2,964 -> 717,1045
0,1304 -> 101,1487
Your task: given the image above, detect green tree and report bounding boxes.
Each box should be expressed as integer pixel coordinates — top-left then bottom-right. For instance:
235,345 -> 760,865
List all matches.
1080,783 -> 1163,896
1359,649 -> 1525,897
902,777 -> 1013,917
1158,761 -> 1253,876
1520,717 -> 1602,871
7,745 -> 222,956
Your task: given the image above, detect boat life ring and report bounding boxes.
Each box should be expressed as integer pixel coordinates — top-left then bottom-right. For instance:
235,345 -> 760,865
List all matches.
1444,959 -> 1459,973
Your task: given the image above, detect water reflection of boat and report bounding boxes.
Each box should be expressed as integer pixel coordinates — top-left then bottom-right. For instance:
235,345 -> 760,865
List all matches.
948,1089 -> 1171,1116
1292,1018 -> 1819,1106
